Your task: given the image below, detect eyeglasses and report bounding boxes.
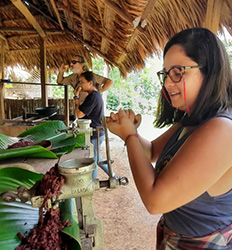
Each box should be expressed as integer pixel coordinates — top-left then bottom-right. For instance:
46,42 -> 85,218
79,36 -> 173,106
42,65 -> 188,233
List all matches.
157,65 -> 203,85
70,60 -> 82,65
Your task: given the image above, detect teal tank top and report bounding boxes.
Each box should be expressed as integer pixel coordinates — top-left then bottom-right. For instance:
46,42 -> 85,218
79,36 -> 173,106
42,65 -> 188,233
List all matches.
155,114 -> 232,237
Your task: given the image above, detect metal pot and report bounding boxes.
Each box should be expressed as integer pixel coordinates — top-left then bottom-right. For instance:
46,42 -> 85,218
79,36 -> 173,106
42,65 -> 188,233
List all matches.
35,106 -> 57,116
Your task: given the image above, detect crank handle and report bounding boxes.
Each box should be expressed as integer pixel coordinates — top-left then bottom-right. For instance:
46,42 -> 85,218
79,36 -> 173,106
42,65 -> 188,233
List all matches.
99,176 -> 129,189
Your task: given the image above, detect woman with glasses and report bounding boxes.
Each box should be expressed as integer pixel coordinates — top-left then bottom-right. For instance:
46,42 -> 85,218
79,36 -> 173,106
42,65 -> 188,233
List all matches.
57,54 -> 114,105
106,27 -> 232,249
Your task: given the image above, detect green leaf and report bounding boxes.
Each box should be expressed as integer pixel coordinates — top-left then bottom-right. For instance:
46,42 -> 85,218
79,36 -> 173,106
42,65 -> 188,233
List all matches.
0,200 -> 40,250
0,167 -> 43,193
60,199 -> 81,250
0,134 -> 19,150
0,121 -> 85,160
0,146 -> 58,161
0,167 -> 81,249
18,121 -> 67,142
18,121 -> 86,155
0,168 -> 43,250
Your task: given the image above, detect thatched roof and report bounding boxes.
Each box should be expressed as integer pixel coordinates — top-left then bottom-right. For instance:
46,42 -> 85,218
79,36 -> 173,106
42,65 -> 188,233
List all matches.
0,0 -> 232,76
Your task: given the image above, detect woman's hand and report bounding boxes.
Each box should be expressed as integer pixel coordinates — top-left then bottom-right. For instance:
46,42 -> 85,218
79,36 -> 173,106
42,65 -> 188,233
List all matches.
73,86 -> 82,96
106,109 -> 141,141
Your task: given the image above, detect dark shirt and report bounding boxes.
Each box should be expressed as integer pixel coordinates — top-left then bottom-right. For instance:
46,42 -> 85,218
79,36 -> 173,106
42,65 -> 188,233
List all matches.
79,91 -> 104,139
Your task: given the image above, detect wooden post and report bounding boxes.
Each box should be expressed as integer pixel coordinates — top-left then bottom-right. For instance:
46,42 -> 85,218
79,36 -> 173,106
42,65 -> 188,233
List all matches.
64,85 -> 69,126
204,0 -> 223,34
0,82 -> 5,125
0,41 -> 5,125
102,62 -> 109,113
39,37 -> 48,107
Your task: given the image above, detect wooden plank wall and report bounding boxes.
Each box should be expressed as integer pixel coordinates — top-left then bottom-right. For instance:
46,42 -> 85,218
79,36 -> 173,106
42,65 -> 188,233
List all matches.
4,98 -> 75,119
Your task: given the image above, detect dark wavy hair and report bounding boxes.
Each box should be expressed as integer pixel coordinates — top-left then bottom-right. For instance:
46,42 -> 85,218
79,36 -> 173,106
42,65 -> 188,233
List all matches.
155,27 -> 232,127
80,71 -> 97,87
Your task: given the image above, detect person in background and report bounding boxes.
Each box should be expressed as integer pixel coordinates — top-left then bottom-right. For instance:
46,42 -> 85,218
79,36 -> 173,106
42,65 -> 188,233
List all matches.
57,54 -> 114,104
106,27 -> 232,249
74,71 -> 116,179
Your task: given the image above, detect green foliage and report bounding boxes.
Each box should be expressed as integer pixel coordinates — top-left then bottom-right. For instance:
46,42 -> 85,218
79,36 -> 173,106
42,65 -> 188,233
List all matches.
106,95 -> 119,111
49,55 -> 161,115
224,40 -> 232,66
91,57 -> 105,75
49,72 -> 76,99
92,58 -> 161,115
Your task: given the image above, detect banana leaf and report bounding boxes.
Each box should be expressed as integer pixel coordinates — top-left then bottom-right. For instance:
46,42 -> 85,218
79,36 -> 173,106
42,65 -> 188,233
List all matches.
18,120 -> 85,150
0,146 -> 58,161
18,120 -> 68,142
0,121 -> 85,160
0,167 -> 81,250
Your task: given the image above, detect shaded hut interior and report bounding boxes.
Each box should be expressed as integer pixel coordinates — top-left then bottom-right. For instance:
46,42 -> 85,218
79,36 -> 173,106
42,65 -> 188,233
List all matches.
0,0 -> 232,133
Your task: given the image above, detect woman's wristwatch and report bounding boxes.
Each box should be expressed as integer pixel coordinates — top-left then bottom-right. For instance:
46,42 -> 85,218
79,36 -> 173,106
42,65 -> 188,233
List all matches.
73,95 -> 80,100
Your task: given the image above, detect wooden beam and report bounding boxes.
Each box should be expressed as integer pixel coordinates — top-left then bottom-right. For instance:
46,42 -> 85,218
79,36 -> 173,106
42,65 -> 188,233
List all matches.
101,5 -> 113,54
0,34 -> 9,50
95,0 -> 105,28
0,42 -> 5,124
5,1 -> 117,66
226,0 -> 232,11
78,18 -> 126,53
0,34 -> 6,41
67,24 -> 117,66
225,0 -> 232,35
7,37 -> 115,66
139,0 -> 158,27
3,15 -> 42,25
10,0 -> 46,38
0,42 -> 5,80
44,0 -> 54,17
39,38 -> 48,106
0,26 -> 37,32
64,85 -> 69,126
116,0 -> 158,64
8,31 -> 65,40
104,0 -> 133,24
20,2 -> 117,65
24,1 -> 63,29
103,0 -> 143,32
49,0 -> 64,30
77,0 -> 92,41
0,82 -> 5,125
0,26 -> 62,33
8,43 -> 82,53
204,0 -> 224,34
59,4 -> 126,53
87,44 -> 116,67
3,17 -> 32,25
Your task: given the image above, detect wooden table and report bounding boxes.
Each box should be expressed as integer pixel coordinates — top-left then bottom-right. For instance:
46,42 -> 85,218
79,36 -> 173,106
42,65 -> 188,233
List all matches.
0,148 -> 90,174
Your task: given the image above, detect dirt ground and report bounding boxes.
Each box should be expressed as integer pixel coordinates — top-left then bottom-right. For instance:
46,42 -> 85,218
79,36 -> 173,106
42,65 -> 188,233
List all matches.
93,137 -> 161,250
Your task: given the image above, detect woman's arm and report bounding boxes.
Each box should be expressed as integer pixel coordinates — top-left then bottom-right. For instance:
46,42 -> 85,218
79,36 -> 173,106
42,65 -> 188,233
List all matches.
107,109 -> 179,162
74,87 -> 85,118
107,112 -> 232,215
130,118 -> 232,214
139,124 -> 180,162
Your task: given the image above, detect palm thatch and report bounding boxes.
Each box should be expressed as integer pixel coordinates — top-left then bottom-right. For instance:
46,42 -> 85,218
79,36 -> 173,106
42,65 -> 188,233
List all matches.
0,0 -> 231,77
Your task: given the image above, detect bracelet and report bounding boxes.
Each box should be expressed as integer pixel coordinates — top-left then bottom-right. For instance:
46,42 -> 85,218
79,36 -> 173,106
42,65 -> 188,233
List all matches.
73,95 -> 80,100
124,133 -> 138,145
